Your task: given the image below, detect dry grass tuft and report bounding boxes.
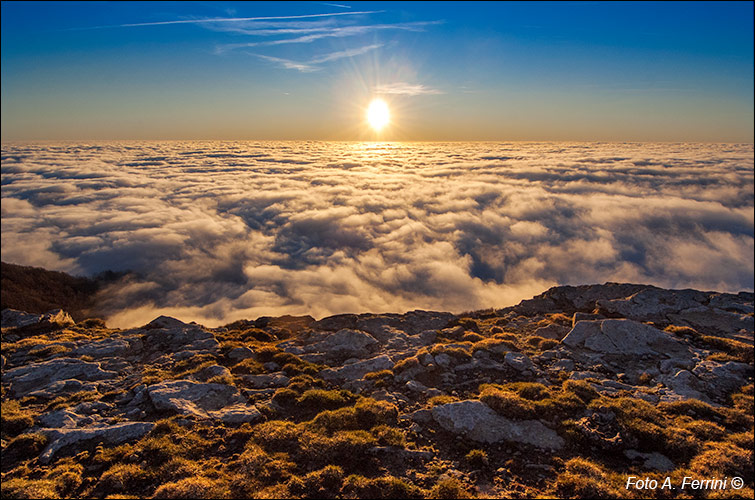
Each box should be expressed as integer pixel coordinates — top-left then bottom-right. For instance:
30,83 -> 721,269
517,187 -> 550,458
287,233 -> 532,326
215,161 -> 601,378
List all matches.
1,400 -> 36,437
152,476 -> 231,499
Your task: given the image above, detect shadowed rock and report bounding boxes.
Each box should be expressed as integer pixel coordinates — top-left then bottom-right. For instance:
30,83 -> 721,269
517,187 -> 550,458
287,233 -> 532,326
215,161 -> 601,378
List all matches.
309,328 -> 379,359
562,319 -> 690,358
1,308 -> 75,329
5,358 -> 118,396
147,380 -> 262,423
431,400 -> 564,450
39,423 -> 154,464
321,354 -> 393,381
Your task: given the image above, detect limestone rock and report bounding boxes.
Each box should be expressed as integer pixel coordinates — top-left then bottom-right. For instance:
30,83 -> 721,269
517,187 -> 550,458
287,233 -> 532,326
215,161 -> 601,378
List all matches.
190,364 -> 232,382
431,400 -> 564,450
5,358 -> 118,396
409,408 -> 433,424
310,329 -> 379,359
2,309 -> 44,328
625,450 -> 675,472
227,346 -> 255,363
1,308 -> 75,328
516,283 -> 651,315
596,288 -> 706,323
148,380 -> 239,415
147,380 -> 261,423
534,323 -> 569,340
434,353 -> 452,368
572,312 -> 604,326
212,403 -> 264,424
313,314 -> 358,331
27,379 -> 99,399
504,352 -> 533,371
692,360 -> 752,398
551,359 -> 575,371
395,310 -> 455,334
145,316 -> 192,329
242,373 -> 290,389
405,380 -> 428,392
708,293 -> 755,314
321,354 -> 393,381
37,409 -> 85,429
39,422 -> 154,464
71,338 -> 131,358
562,319 -> 690,358
669,306 -> 754,336
140,317 -> 216,348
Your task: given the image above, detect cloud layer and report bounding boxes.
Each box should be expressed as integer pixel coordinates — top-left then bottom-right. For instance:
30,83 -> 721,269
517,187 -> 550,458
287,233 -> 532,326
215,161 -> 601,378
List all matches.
1,142 -> 752,327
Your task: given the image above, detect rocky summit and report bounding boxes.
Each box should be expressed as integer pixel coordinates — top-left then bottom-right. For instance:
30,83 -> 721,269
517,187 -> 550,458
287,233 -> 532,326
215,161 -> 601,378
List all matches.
1,283 -> 753,499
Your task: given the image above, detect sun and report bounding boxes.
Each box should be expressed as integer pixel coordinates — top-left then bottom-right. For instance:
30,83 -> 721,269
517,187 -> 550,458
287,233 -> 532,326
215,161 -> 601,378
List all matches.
367,98 -> 390,131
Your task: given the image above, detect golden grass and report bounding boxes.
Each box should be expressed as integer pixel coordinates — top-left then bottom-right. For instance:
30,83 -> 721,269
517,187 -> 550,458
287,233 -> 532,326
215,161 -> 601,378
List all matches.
152,476 -> 231,499
1,400 -> 36,437
342,474 -> 425,499
553,457 -> 626,498
428,476 -> 472,499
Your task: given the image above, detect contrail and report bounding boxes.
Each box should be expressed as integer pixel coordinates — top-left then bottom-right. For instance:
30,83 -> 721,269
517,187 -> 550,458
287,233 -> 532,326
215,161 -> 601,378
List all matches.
68,10 -> 382,30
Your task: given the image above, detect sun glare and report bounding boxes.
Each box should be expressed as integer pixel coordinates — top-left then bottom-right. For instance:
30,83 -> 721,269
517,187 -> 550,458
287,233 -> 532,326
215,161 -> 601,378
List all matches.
367,98 -> 390,132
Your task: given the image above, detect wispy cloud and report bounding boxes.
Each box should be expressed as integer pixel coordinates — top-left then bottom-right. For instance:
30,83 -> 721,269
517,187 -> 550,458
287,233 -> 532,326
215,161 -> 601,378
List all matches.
69,10 -> 381,30
67,7 -> 440,80
311,44 -> 382,63
254,55 -> 317,72
375,82 -> 444,96
254,43 -> 382,72
214,21 -> 440,52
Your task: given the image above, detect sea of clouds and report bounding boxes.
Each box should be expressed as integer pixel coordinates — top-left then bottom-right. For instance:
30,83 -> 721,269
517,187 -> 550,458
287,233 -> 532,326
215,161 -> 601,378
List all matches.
1,141 -> 753,327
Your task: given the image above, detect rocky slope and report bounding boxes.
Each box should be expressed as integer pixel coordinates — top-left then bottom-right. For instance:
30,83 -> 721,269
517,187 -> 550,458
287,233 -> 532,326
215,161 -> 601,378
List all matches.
1,283 -> 753,499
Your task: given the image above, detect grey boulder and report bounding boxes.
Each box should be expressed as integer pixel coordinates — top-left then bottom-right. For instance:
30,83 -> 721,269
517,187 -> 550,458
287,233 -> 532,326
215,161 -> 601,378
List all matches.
38,422 -> 154,464
431,400 -> 564,450
4,358 -> 118,396
147,380 -> 262,423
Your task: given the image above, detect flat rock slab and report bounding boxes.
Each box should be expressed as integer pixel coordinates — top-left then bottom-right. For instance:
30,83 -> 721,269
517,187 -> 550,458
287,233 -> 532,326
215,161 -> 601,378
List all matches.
2,309 -> 44,328
668,306 -> 754,336
431,400 -> 564,450
227,346 -> 256,362
314,311 -> 453,336
211,403 -> 264,424
1,308 -> 75,328
562,319 -> 690,358
27,379 -> 99,399
596,288 -> 706,322
321,354 -> 393,381
309,329 -> 379,359
242,373 -> 290,389
4,357 -> 119,396
504,352 -> 533,371
71,338 -> 131,358
534,323 -> 569,340
38,422 -> 154,464
37,409 -> 87,429
147,380 -> 261,423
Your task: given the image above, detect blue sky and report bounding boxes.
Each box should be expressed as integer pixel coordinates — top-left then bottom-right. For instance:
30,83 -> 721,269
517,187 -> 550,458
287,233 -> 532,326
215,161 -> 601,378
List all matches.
1,1 -> 753,141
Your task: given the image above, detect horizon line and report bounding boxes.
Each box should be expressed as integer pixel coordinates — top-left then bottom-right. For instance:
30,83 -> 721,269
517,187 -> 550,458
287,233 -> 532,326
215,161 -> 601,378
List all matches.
1,138 -> 753,145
